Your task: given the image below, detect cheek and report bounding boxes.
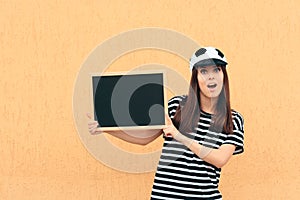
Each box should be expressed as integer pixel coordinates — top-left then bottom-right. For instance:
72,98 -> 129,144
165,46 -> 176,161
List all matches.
197,73 -> 207,82
218,75 -> 224,89
217,73 -> 224,83
197,75 -> 206,88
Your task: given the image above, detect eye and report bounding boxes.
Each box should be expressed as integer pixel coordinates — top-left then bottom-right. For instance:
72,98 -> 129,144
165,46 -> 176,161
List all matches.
213,67 -> 221,73
200,69 -> 207,74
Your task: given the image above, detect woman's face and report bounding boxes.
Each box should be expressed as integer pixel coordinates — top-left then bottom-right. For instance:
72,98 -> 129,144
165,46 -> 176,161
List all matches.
197,65 -> 224,99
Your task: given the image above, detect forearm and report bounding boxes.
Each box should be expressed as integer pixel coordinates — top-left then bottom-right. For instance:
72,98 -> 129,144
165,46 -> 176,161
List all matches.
102,129 -> 163,145
163,114 -> 236,168
176,133 -> 234,168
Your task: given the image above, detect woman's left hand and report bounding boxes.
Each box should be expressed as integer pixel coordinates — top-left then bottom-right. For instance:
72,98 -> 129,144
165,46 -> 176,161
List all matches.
163,114 -> 182,141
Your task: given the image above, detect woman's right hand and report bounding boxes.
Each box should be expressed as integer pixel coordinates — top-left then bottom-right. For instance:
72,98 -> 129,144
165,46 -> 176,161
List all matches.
86,113 -> 101,135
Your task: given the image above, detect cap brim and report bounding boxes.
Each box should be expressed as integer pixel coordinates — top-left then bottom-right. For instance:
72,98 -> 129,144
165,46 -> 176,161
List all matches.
193,59 -> 227,68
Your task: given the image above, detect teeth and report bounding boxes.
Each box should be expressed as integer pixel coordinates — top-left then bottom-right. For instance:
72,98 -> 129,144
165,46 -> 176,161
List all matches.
207,84 -> 217,88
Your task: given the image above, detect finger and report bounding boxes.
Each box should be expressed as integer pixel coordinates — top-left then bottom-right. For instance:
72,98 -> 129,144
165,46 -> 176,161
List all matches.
88,125 -> 97,131
90,127 -> 102,135
89,127 -> 98,134
165,113 -> 173,125
91,123 -> 99,129
86,113 -> 92,119
96,127 -> 102,133
163,127 -> 172,135
162,126 -> 170,132
162,125 -> 171,131
88,124 -> 98,130
91,127 -> 97,133
165,132 -> 173,137
88,121 -> 98,126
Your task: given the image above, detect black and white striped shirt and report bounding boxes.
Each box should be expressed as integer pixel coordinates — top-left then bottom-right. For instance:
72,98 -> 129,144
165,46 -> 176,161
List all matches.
151,95 -> 245,200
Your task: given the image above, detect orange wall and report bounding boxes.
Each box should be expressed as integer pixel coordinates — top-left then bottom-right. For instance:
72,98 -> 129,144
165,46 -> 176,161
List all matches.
1,0 -> 299,199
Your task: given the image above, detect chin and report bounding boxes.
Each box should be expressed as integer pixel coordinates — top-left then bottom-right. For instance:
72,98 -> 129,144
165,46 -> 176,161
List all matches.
207,91 -> 222,99
201,89 -> 222,99
209,94 -> 220,99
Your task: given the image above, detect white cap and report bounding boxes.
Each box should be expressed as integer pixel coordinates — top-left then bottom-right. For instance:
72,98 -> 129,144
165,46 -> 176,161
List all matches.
189,47 -> 228,71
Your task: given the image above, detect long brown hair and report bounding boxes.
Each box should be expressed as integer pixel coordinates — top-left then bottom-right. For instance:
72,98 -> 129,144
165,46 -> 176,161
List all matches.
172,66 -> 233,134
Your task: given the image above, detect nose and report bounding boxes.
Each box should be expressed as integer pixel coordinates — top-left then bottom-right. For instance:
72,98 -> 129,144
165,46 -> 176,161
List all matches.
208,72 -> 215,80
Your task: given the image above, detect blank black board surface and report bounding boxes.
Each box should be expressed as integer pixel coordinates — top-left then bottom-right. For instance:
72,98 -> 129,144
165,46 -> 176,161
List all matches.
92,72 -> 165,130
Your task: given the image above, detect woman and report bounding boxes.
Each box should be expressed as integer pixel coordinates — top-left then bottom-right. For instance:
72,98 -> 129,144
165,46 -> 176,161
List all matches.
88,47 -> 244,199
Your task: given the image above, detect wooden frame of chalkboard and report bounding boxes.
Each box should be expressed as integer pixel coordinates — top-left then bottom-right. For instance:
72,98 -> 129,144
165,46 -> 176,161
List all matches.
90,70 -> 167,131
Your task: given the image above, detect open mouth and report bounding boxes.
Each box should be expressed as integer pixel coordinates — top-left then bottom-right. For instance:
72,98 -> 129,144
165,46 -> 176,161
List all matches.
207,83 -> 217,89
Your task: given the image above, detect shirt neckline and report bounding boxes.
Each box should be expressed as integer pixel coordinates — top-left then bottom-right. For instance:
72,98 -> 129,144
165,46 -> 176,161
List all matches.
200,109 -> 213,116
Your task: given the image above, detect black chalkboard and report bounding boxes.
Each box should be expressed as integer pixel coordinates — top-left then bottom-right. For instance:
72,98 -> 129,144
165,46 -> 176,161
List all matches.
92,72 -> 165,129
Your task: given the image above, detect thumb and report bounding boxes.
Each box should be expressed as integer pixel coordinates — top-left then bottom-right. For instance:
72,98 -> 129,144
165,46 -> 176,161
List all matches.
86,113 -> 92,120
165,113 -> 173,125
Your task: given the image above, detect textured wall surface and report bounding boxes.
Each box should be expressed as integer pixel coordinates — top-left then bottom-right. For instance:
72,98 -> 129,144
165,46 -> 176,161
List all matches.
0,0 -> 299,199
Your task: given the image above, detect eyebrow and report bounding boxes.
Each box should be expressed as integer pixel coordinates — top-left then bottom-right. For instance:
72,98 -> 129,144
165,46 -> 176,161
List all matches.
198,65 -> 220,69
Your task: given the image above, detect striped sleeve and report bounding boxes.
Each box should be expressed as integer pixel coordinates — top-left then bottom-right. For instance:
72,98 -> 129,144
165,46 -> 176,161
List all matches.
162,96 -> 185,139
167,96 -> 185,118
223,111 -> 245,155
